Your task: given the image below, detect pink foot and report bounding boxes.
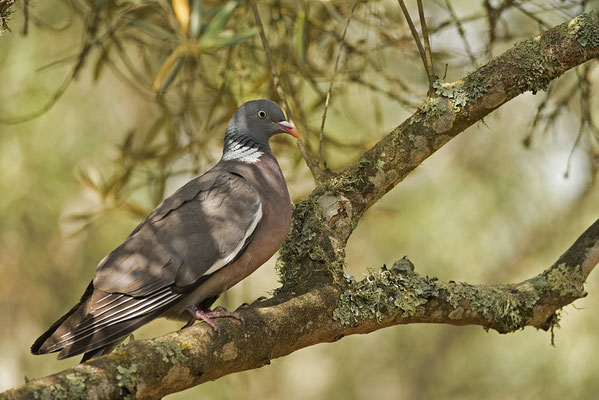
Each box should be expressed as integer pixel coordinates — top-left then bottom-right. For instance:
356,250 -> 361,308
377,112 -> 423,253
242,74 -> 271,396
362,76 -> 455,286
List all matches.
183,305 -> 243,330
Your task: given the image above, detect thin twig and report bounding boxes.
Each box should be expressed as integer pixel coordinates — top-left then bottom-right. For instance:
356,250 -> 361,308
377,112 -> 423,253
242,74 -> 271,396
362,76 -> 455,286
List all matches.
307,14 -> 425,98
444,0 -> 477,66
318,3 -> 358,169
565,67 -> 590,179
564,116 -> 585,179
397,0 -> 431,95
514,4 -> 552,29
348,75 -> 421,110
249,0 -> 321,178
22,0 -> 29,35
416,0 -> 435,94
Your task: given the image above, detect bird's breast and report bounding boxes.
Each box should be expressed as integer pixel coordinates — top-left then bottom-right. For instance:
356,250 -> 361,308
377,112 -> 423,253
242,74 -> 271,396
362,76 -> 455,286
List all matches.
167,155 -> 292,319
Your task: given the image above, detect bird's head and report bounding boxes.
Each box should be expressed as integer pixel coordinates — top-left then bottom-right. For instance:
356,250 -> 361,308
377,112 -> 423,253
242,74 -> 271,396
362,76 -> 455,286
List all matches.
226,99 -> 301,145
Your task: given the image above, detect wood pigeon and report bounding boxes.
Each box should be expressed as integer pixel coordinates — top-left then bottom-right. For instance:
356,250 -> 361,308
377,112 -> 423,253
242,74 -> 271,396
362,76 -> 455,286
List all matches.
31,99 -> 300,361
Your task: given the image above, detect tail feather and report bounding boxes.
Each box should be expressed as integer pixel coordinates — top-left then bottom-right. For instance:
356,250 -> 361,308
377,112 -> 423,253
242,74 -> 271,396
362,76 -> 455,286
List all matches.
31,284 -> 181,360
57,299 -> 177,360
31,282 -> 94,355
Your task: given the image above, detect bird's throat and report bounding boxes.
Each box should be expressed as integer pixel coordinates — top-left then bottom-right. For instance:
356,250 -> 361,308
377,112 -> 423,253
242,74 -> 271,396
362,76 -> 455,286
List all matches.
223,129 -> 266,164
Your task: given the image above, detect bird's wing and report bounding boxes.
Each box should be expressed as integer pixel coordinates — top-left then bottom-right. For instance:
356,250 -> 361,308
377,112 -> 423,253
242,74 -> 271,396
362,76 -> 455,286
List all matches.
32,170 -> 262,359
93,169 -> 263,295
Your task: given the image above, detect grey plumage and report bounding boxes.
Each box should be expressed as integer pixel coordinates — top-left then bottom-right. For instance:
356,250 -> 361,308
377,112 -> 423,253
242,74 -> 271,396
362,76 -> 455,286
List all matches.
31,99 -> 298,360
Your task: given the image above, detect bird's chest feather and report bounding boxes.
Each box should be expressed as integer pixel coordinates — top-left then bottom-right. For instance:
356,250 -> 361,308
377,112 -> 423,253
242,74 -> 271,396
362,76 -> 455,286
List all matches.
168,156 -> 292,319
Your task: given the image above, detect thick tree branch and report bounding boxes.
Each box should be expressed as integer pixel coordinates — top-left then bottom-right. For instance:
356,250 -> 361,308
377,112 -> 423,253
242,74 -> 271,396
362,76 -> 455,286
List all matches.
4,218 -> 599,400
4,9 -> 599,400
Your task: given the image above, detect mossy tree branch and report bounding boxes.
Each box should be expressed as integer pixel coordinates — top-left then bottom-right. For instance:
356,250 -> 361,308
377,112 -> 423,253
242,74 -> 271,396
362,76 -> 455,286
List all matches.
2,9 -> 599,400
4,218 -> 599,400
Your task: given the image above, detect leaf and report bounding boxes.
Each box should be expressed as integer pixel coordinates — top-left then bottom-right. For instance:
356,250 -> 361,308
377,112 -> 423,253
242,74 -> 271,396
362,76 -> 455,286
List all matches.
77,167 -> 102,194
172,0 -> 190,34
188,0 -> 202,39
202,1 -> 238,39
206,28 -> 258,49
153,47 -> 185,94
294,10 -> 310,68
126,18 -> 178,41
158,56 -> 185,96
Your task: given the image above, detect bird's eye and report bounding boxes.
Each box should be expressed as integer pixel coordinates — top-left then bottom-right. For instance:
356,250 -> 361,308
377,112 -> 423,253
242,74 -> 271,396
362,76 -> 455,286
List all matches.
257,110 -> 267,119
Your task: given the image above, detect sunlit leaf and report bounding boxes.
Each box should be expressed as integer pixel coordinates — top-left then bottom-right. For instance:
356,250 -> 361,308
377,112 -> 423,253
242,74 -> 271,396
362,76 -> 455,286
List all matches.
77,167 -> 103,194
189,0 -> 202,39
153,47 -> 185,94
172,0 -> 190,34
199,27 -> 257,50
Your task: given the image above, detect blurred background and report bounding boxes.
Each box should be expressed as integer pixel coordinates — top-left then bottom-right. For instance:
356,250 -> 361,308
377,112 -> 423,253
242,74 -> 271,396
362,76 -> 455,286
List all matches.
1,0 -> 598,398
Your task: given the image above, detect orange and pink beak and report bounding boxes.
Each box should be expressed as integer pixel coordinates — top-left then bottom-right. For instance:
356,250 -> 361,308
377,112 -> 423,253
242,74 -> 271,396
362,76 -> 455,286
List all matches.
276,121 -> 301,139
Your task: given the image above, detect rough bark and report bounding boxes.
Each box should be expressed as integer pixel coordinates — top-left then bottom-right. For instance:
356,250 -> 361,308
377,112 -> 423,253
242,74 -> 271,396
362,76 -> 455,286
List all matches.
2,9 -> 599,400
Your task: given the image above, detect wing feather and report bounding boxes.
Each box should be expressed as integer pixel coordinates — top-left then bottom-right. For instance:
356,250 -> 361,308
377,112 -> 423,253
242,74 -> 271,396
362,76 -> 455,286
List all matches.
33,170 -> 263,358
46,289 -> 180,353
93,170 -> 262,295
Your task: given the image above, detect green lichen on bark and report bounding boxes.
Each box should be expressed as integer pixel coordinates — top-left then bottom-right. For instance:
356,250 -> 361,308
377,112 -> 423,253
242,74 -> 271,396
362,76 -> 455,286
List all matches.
410,97 -> 445,126
333,258 -> 582,333
64,374 -> 86,398
461,72 -> 492,101
445,282 -> 540,332
277,197 -> 344,288
153,338 -> 190,365
568,11 -> 599,48
529,263 -> 586,298
116,364 -> 139,398
33,384 -> 69,400
507,40 -> 562,95
28,372 -> 88,400
333,262 -> 439,326
333,260 -> 587,332
332,157 -> 372,196
432,78 -> 489,111
277,199 -> 322,286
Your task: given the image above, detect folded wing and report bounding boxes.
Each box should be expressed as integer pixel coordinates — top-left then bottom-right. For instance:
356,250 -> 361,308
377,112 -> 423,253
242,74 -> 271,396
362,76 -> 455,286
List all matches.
32,171 -> 262,359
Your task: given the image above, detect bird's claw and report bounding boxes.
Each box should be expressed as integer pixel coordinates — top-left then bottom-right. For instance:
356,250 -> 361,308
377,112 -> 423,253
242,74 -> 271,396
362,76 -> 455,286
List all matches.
183,305 -> 244,331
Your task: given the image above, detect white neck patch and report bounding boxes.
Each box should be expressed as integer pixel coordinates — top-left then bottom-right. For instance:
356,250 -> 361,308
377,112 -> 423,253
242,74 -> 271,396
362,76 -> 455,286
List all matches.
222,140 -> 264,164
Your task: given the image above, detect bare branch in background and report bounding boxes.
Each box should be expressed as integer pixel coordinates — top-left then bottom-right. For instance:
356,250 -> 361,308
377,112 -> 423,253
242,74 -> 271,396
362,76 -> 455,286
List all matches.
318,3 -> 358,169
416,0 -> 435,94
249,0 -> 321,178
397,0 -> 434,94
444,0 -> 477,65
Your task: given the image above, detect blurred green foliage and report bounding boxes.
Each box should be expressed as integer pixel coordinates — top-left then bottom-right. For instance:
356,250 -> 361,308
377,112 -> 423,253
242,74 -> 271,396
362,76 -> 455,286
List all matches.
0,0 -> 598,399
